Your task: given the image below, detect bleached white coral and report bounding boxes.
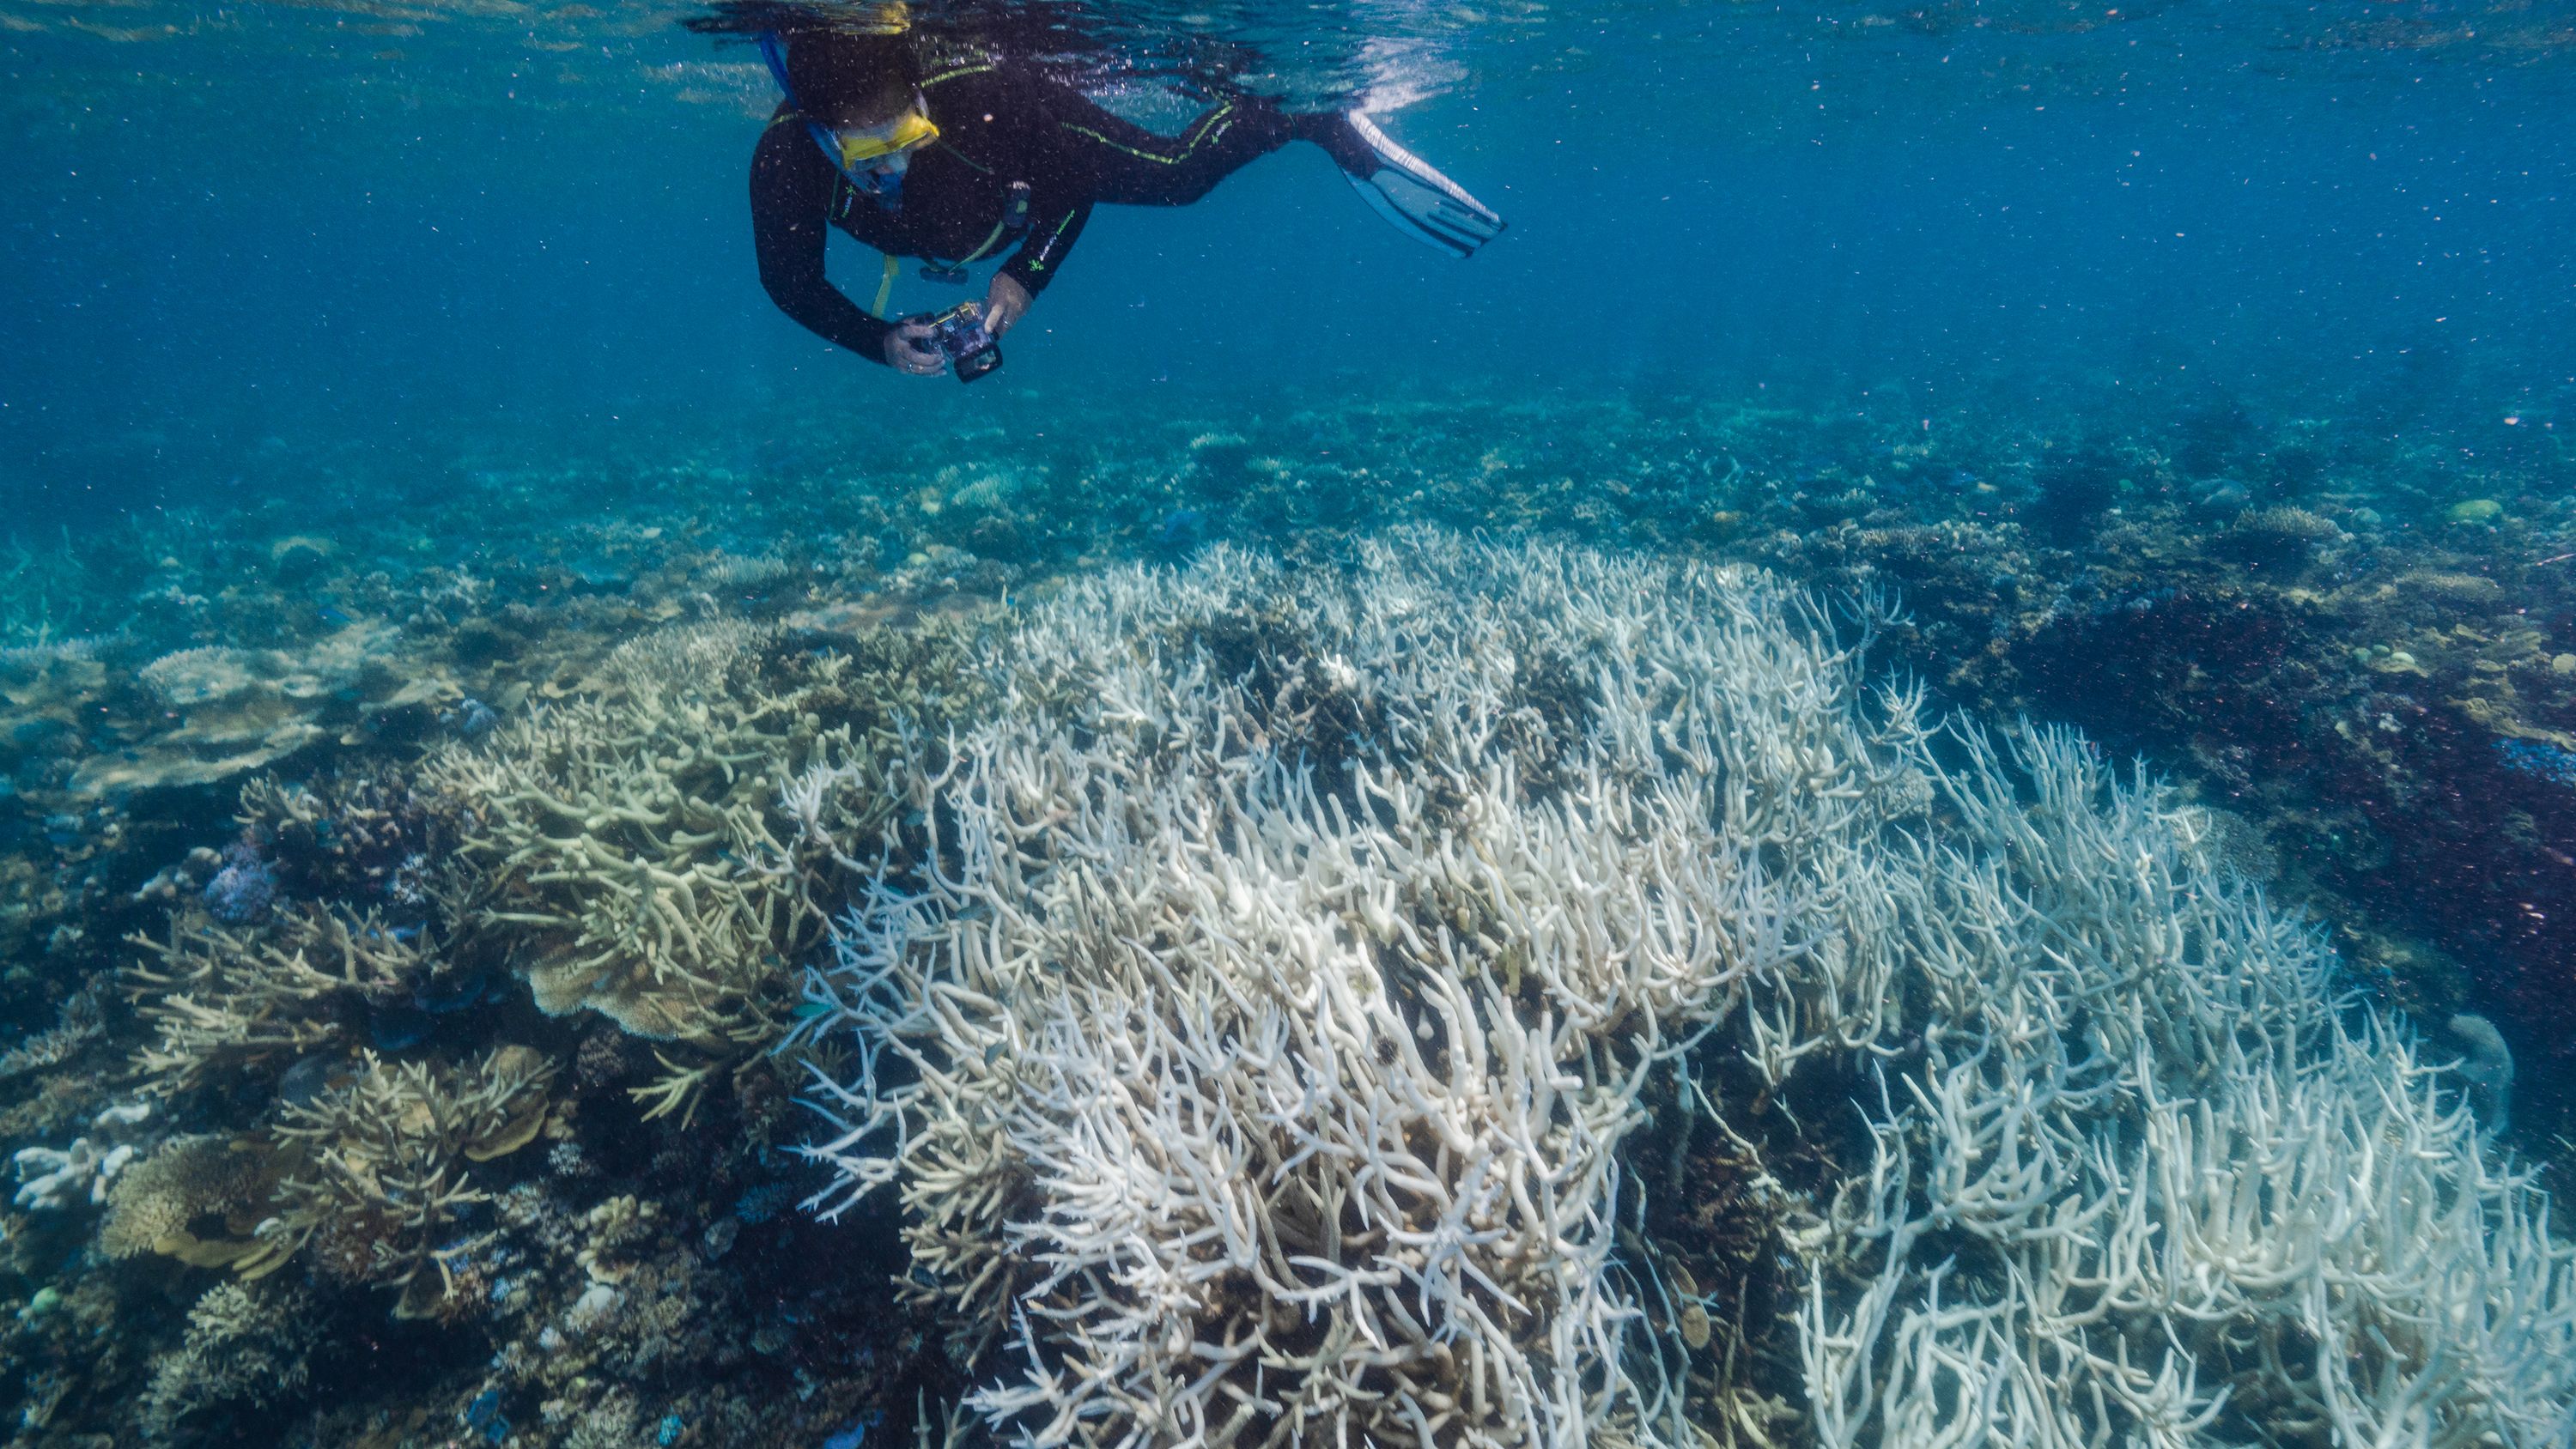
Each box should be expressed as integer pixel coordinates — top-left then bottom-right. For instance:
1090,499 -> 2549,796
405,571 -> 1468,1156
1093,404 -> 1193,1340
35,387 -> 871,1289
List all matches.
797,530 -> 2576,1449
1789,728 -> 2576,1449
798,533 -> 1916,1447
13,1139 -> 125,1210
12,1102 -> 153,1210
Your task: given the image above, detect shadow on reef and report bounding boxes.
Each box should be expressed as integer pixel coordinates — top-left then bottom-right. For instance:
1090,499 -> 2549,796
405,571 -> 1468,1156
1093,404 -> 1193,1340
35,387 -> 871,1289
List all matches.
1743,387 -> 2576,1152
2017,581 -> 2576,1077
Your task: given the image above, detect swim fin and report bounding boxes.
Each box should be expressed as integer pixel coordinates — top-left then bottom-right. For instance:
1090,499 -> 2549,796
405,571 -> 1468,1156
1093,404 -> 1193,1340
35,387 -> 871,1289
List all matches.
1338,111 -> 1506,258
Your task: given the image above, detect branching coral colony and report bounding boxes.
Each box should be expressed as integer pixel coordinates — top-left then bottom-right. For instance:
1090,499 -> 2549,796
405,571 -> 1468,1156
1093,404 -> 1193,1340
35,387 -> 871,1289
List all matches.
423,616 -> 981,1122
793,530 -> 2576,1449
99,609 -> 986,1352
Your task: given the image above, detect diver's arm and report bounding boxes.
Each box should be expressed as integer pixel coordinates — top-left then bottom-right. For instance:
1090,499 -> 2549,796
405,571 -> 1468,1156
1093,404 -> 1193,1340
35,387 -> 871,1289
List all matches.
926,64 -> 1093,300
750,116 -> 898,365
999,196 -> 1091,298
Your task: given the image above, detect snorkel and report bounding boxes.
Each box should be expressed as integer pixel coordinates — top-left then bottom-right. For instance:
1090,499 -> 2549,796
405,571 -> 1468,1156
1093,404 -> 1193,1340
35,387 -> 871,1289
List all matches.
757,30 -> 933,206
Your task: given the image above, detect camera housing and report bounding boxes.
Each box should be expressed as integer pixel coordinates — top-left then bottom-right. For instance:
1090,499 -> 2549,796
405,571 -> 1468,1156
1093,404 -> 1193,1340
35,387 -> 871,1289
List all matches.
916,302 -> 1002,382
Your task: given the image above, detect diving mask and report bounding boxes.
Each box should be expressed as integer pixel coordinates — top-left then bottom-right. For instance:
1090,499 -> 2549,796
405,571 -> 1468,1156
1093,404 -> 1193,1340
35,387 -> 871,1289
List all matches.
826,101 -> 938,170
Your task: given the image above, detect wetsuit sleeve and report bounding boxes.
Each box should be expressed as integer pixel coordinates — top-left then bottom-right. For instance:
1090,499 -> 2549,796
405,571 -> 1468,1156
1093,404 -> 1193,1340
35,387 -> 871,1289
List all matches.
962,66 -> 1094,298
750,112 -> 895,366
999,194 -> 1091,297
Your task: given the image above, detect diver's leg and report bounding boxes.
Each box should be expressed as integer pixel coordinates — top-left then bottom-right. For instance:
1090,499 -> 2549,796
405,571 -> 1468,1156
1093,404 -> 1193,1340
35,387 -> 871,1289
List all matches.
1054,92 -> 1504,256
1287,112 -> 1380,176
1053,95 -> 1304,206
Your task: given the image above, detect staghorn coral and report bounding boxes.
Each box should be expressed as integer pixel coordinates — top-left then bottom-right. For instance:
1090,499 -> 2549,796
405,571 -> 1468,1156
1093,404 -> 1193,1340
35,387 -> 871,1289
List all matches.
125,904 -> 444,1094
104,1048 -> 550,1307
798,534 -> 1928,1448
423,615 -> 984,1122
1787,729 -> 2576,1449
264,1046 -> 556,1315
799,531 -> 2576,1449
238,766 -> 443,906
2218,504 -> 2345,570
697,548 -> 797,591
426,621 -> 827,1049
0,979 -> 107,1081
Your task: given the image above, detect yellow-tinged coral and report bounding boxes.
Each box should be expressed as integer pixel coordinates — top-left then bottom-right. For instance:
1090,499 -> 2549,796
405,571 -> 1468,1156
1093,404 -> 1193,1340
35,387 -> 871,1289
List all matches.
125,906 -> 435,1094
422,617 -> 988,1119
101,1048 -> 552,1317
100,1133 -> 286,1269
264,1046 -> 555,1315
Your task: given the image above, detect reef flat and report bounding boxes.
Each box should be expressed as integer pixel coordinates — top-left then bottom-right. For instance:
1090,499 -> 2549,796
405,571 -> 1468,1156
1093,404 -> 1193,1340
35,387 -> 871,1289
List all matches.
2,382 -> 2572,1445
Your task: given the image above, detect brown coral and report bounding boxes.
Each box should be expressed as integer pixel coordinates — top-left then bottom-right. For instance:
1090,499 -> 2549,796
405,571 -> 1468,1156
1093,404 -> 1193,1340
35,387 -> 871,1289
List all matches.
137,1279 -> 325,1439
238,766 -> 443,904
265,1046 -> 556,1315
100,1133 -> 288,1270
423,622 -> 826,1047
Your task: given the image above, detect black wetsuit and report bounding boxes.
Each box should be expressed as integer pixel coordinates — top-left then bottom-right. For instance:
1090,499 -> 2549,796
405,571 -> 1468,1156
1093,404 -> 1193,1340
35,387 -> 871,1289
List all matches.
752,57 -> 1304,365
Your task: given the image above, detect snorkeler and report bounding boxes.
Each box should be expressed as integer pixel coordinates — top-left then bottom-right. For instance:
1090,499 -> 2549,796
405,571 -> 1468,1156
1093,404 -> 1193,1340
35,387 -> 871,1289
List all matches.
741,20 -> 1505,377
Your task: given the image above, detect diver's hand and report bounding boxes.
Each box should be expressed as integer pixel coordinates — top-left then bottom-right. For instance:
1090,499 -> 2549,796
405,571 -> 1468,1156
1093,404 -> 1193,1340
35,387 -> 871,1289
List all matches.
884,320 -> 944,376
982,273 -> 1032,338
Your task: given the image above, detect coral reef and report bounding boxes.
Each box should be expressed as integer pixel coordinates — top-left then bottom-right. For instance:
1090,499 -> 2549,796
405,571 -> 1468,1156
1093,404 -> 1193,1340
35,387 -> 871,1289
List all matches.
125,905 -> 441,1095
137,1280 -> 325,1440
422,620 -> 832,1046
4,378 -> 2575,1445
1794,729 -> 2573,1447
0,982 -> 106,1083
100,1131 -> 290,1268
79,624 -> 458,797
797,532 -> 2576,1448
421,614 -> 986,1120
13,1100 -> 152,1209
264,1046 -> 556,1314
799,535 -> 1851,1446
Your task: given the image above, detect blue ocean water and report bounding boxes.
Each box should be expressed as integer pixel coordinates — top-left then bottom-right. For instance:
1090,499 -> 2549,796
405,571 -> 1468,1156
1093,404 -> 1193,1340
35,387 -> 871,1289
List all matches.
4,2 -> 2576,1444
4,0 -> 2567,518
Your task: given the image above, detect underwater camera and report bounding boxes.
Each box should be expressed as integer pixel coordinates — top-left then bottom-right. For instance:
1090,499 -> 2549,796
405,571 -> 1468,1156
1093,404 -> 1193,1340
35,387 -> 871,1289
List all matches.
914,302 -> 1002,382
